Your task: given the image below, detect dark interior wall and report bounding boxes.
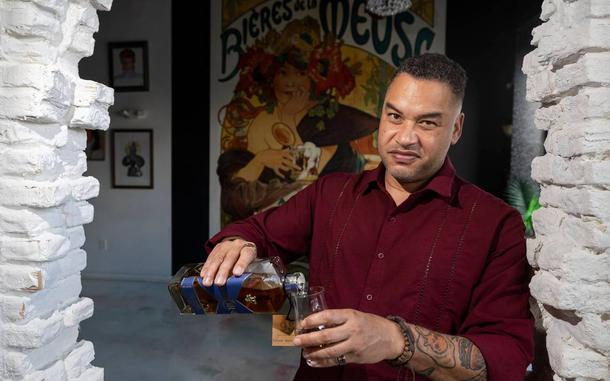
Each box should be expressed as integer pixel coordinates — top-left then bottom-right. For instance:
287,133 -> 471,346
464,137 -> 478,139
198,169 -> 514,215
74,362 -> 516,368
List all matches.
446,0 -> 542,196
171,2 -> 211,273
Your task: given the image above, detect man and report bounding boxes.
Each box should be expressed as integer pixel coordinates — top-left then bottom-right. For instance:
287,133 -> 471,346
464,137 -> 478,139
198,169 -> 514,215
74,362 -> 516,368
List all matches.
202,53 -> 534,381
113,48 -> 143,87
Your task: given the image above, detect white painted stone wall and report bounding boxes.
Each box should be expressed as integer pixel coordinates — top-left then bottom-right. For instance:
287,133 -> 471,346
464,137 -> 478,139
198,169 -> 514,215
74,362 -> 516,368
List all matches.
523,0 -> 610,379
0,0 -> 113,380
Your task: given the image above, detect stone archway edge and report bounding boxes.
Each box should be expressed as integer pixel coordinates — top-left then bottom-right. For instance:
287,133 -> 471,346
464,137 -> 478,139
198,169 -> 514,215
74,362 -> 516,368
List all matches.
0,0 -> 113,380
523,0 -> 610,379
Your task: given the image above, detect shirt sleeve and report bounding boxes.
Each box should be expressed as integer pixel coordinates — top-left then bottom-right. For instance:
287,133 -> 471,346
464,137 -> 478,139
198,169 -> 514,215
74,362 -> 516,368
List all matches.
204,179 -> 320,264
458,210 -> 535,381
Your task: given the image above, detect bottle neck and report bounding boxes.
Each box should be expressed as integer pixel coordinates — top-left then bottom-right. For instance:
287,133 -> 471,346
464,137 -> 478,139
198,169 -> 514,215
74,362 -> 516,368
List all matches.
284,272 -> 306,295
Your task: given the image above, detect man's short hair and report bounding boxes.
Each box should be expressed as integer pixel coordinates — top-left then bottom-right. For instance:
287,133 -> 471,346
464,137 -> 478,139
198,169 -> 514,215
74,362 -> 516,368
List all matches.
119,48 -> 136,60
393,53 -> 467,102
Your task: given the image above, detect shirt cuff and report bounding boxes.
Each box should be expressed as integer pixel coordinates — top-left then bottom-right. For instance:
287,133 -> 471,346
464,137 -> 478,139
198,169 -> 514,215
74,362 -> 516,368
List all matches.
460,333 -> 531,381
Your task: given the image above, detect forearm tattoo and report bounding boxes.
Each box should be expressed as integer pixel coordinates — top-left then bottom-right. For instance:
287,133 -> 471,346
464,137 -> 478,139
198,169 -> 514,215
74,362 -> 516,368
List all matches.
407,325 -> 487,381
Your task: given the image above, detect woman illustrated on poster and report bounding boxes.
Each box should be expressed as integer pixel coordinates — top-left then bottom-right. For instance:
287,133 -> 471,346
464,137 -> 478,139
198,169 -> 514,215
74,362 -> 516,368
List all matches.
218,17 -> 379,222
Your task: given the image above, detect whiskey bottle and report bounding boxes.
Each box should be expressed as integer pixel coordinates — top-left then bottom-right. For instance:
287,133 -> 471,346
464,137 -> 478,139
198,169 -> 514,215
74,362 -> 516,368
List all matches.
168,256 -> 306,315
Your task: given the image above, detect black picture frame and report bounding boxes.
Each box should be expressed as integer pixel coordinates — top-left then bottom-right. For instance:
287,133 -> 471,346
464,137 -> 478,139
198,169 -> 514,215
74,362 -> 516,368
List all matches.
111,129 -> 154,189
108,41 -> 150,92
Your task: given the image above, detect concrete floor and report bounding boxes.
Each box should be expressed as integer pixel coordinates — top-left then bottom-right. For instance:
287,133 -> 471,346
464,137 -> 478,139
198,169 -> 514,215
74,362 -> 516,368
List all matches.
80,279 -> 301,381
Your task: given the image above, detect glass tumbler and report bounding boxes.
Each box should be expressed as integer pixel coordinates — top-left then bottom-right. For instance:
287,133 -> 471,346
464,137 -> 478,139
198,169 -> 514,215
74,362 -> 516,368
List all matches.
291,286 -> 327,335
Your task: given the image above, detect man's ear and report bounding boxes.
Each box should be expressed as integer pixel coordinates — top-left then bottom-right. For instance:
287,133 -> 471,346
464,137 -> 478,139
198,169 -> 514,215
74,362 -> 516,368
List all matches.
451,112 -> 464,145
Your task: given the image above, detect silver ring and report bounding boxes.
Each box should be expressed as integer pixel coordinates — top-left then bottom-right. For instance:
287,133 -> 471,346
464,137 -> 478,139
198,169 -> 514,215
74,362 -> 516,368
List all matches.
336,354 -> 347,366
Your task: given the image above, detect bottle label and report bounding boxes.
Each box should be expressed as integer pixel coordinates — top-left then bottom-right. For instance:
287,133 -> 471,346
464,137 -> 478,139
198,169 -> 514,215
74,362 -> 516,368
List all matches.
200,275 -> 254,314
180,275 -> 254,314
179,277 -> 206,314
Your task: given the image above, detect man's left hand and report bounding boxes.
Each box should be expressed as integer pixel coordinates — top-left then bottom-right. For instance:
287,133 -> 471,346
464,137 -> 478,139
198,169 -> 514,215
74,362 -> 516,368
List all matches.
292,309 -> 403,368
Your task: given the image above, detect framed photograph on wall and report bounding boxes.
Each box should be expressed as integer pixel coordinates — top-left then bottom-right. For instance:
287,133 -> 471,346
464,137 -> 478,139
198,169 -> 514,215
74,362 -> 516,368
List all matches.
86,130 -> 106,161
111,129 -> 154,189
108,41 -> 149,92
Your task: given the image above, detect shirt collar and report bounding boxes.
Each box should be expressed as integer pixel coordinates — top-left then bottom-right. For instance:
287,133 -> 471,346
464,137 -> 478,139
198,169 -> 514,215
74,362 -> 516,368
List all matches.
359,156 -> 457,201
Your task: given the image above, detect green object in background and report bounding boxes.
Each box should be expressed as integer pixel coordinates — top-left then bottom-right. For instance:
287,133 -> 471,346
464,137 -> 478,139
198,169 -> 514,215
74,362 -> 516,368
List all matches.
505,177 -> 541,237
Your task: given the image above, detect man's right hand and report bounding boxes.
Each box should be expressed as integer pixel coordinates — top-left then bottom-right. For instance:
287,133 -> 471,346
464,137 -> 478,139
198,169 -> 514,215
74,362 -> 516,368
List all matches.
200,237 -> 257,287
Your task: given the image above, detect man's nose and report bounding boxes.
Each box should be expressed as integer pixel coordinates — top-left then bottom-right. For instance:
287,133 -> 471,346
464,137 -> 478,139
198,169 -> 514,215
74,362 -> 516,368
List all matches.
395,122 -> 419,147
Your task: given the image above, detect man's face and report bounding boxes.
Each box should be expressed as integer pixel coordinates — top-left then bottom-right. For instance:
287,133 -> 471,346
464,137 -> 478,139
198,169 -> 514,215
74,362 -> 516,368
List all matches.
378,73 -> 464,188
120,56 -> 135,72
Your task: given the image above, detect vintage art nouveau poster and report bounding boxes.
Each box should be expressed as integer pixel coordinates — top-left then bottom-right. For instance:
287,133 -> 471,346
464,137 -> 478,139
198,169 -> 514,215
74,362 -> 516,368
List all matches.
210,0 -> 447,233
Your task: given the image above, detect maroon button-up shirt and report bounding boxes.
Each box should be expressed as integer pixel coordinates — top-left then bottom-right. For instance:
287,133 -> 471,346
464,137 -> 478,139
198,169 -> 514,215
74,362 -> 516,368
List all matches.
207,158 -> 534,381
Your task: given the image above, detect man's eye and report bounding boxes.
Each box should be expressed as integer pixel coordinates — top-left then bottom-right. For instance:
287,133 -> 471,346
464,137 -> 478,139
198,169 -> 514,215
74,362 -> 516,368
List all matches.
388,113 -> 401,121
420,120 -> 437,127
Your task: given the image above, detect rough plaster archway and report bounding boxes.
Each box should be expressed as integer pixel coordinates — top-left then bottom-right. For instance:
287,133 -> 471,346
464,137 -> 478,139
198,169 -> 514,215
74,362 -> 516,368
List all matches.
0,0 -> 113,379
524,0 -> 610,379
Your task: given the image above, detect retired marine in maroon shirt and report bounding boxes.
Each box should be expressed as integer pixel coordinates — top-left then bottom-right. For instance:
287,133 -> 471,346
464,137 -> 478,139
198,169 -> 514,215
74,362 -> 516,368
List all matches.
202,54 -> 534,381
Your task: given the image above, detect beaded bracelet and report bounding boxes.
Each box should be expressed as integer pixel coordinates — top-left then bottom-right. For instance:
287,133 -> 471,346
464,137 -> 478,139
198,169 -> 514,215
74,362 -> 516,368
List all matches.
386,315 -> 415,367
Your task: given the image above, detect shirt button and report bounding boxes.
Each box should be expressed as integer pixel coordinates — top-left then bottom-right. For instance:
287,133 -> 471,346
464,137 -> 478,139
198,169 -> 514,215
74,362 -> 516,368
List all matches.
366,294 -> 373,301
377,252 -> 384,259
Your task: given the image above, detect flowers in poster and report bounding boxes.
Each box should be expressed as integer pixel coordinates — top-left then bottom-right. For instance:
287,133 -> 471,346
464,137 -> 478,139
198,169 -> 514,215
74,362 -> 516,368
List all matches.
234,31 -> 356,110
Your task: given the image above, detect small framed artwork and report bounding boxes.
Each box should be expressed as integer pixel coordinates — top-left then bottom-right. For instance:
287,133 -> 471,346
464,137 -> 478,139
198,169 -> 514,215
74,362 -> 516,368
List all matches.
86,130 -> 106,161
111,129 -> 154,189
108,41 -> 149,92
